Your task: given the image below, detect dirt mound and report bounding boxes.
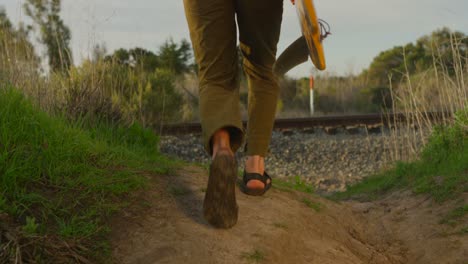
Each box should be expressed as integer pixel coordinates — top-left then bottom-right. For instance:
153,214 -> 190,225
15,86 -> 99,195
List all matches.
110,166 -> 466,264
353,192 -> 468,264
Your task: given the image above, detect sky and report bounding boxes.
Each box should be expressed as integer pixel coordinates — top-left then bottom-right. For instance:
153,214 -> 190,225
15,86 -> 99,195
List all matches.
2,0 -> 467,77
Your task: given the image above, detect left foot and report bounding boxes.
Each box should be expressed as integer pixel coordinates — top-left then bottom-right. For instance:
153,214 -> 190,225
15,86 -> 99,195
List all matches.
203,129 -> 238,228
203,149 -> 238,228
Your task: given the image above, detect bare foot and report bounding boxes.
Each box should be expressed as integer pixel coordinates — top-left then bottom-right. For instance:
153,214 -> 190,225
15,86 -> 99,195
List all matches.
212,129 -> 233,159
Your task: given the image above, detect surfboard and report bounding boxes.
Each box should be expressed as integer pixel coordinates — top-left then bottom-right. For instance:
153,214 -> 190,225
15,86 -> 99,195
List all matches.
273,0 -> 327,76
296,0 -> 326,70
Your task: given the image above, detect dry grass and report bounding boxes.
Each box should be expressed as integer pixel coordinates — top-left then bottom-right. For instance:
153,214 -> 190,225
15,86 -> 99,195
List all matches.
0,214 -> 93,264
385,34 -> 467,162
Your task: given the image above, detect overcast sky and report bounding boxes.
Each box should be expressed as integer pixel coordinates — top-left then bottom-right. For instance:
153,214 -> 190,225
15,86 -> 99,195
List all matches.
2,0 -> 467,77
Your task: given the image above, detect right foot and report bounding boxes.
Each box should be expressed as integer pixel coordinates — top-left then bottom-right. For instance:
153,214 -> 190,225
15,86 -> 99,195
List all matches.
241,171 -> 272,196
243,156 -> 271,193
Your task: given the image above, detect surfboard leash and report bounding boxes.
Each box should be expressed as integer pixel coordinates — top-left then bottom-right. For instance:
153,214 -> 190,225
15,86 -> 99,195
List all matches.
318,19 -> 331,42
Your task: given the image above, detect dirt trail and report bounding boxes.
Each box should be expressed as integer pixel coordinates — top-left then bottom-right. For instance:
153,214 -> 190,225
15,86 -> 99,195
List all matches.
110,166 -> 467,264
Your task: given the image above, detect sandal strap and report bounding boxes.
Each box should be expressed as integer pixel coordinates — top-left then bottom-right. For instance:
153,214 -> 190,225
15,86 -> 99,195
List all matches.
243,171 -> 272,186
263,172 -> 272,192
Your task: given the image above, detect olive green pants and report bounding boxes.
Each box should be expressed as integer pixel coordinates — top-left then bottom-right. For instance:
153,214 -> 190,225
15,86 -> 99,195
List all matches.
183,0 -> 283,157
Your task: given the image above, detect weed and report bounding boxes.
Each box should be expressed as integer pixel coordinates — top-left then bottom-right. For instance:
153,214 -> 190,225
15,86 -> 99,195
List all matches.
301,198 -> 324,212
274,176 -> 315,194
242,249 -> 265,263
22,216 -> 39,235
440,205 -> 468,226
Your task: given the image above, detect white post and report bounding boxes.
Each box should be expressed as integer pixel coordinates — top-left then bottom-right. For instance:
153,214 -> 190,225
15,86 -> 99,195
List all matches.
309,75 -> 314,116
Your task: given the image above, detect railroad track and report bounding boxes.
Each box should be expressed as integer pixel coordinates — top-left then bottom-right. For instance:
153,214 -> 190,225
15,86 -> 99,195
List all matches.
159,112 -> 451,135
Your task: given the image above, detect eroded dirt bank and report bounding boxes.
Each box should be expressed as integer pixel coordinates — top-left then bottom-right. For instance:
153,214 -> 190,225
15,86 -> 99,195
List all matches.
110,166 -> 467,264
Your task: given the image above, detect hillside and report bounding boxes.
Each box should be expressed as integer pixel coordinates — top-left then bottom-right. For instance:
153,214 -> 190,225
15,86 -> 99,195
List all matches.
1,87 -> 467,263
111,166 -> 467,264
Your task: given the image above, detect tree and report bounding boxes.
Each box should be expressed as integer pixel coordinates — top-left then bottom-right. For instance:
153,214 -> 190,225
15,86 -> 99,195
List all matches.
367,46 -> 406,86
106,48 -> 130,65
0,8 -> 12,29
157,39 -> 193,74
0,8 -> 39,73
130,47 -> 159,72
105,47 -> 159,73
24,0 -> 73,72
104,39 -> 194,75
365,28 -> 467,87
417,28 -> 467,75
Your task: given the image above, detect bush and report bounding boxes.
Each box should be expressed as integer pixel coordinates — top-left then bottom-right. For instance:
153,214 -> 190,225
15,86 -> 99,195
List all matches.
48,60 -> 183,127
422,108 -> 468,164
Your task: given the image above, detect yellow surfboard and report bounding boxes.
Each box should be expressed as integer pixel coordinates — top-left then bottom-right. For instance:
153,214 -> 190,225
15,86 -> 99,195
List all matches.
296,0 -> 326,70
273,0 -> 328,76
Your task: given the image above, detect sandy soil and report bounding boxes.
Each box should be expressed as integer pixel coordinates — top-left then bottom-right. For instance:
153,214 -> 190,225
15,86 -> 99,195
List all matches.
110,166 -> 467,264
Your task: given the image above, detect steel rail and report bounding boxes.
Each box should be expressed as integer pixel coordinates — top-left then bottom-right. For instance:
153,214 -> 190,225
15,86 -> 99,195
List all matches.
159,112 -> 451,135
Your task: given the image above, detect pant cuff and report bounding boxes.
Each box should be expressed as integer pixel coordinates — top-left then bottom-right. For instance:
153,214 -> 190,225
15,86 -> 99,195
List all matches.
203,122 -> 244,156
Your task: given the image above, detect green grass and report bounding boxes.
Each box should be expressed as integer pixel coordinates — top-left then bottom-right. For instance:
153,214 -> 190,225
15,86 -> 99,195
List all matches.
460,227 -> 468,235
22,216 -> 39,235
0,87 -> 175,261
439,205 -> 468,226
301,198 -> 324,212
273,176 -> 315,194
333,108 -> 468,202
242,249 -> 265,263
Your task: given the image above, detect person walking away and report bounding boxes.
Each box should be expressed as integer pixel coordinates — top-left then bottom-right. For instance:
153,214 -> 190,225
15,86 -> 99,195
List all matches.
183,0 -> 294,228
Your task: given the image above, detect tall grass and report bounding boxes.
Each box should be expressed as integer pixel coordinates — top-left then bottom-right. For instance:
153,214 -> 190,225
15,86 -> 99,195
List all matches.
1,26 -> 184,129
385,33 -> 467,162
0,87 -> 173,262
334,33 -> 468,202
1,15 -> 186,262
333,108 -> 467,202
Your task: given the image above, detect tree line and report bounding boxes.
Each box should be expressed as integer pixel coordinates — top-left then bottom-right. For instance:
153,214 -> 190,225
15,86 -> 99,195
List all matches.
1,0 -> 466,123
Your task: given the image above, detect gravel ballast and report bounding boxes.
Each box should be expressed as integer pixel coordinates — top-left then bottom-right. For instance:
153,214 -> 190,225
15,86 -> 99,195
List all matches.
160,129 -> 424,194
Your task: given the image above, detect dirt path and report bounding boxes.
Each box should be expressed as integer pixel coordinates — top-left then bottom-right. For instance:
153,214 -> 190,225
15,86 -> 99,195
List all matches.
110,166 -> 467,264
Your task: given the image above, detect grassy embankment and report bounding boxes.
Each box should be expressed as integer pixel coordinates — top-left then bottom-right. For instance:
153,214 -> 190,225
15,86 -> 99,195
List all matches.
333,34 -> 467,231
334,108 -> 467,202
333,108 -> 468,233
0,87 -> 177,262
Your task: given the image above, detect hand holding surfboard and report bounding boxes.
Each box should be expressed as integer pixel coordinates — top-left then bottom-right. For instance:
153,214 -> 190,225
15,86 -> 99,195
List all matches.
273,0 -> 329,76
